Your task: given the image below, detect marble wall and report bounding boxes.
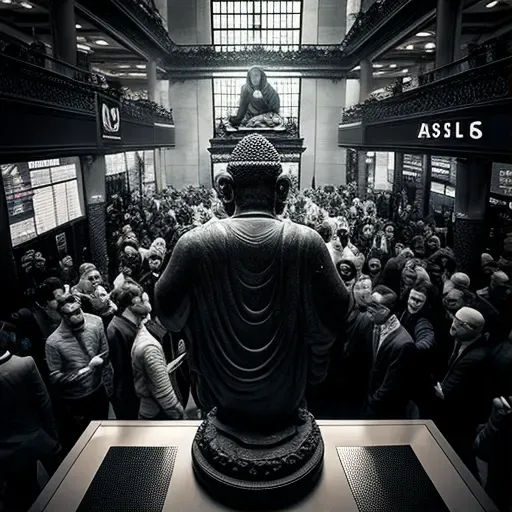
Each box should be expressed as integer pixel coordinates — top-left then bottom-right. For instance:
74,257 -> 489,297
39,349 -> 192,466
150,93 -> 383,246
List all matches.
166,0 -> 213,189
300,0 -> 347,188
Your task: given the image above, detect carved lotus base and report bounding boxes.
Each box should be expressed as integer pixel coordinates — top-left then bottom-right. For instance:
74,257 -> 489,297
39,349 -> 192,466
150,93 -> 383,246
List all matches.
191,407 -> 324,510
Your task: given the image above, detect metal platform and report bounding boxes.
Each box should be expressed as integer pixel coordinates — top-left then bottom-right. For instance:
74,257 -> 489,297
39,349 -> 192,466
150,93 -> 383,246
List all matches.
29,420 -> 498,512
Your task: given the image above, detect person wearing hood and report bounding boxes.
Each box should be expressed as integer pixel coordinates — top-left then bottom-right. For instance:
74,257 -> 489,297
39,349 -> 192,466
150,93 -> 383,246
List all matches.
140,241 -> 167,316
364,249 -> 384,287
228,66 -> 282,129
425,235 -> 441,258
337,257 -> 357,292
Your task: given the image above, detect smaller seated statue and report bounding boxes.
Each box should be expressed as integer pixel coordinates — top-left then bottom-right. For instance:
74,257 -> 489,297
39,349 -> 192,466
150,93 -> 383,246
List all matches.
227,66 -> 285,130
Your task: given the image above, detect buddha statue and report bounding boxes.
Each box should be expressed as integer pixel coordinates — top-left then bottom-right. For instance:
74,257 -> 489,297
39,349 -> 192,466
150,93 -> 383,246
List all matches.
155,134 -> 349,509
228,67 -> 285,130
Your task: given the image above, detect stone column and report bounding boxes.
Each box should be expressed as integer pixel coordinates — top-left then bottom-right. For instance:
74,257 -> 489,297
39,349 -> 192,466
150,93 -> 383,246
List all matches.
416,154 -> 432,219
81,156 -> 108,277
49,0 -> 77,66
357,58 -> 373,198
148,60 -> 158,103
0,174 -> 19,314
435,0 -> 463,68
393,152 -> 404,193
454,158 -> 491,275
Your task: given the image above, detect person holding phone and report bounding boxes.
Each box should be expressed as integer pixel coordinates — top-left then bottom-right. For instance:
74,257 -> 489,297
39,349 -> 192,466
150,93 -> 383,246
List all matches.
45,294 -> 113,451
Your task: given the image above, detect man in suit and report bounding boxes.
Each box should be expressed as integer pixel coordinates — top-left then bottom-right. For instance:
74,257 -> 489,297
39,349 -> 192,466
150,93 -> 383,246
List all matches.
0,321 -> 61,512
433,307 -> 491,477
363,285 -> 417,419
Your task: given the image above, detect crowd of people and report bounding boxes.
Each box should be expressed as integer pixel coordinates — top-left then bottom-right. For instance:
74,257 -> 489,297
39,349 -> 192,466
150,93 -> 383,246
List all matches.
1,180 -> 511,511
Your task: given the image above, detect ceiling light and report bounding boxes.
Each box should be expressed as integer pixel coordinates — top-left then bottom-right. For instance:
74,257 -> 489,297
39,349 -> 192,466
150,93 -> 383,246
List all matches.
425,42 -> 436,49
373,71 -> 384,75
486,1 -> 498,7
75,24 -> 82,29
77,36 -> 86,42
389,64 -> 397,68
416,32 -> 431,37
403,77 -> 412,83
136,64 -> 146,69
128,72 -> 146,77
1,0 -> 13,4
402,69 -> 409,73
352,65 -> 360,71
118,64 -> 131,69
77,43 -> 91,51
95,39 -> 109,46
406,44 -> 414,50
373,64 -> 383,68
20,1 -> 33,8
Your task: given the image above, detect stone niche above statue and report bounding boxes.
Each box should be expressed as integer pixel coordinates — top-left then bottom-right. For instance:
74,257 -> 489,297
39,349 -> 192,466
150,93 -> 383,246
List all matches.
227,66 -> 286,131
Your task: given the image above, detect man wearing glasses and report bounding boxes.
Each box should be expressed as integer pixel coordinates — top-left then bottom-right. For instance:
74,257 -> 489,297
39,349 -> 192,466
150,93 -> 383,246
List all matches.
433,307 -> 491,477
45,294 -> 113,452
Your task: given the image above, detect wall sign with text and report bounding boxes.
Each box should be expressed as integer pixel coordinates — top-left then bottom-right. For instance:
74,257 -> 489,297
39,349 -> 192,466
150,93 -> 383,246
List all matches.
417,121 -> 483,140
490,162 -> 512,198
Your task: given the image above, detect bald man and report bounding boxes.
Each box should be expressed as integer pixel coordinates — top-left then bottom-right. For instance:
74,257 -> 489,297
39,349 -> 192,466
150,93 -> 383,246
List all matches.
434,307 -> 492,476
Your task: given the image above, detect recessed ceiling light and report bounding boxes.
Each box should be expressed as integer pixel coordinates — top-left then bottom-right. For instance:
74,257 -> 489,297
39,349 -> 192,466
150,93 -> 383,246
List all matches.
373,64 -> 383,68
118,64 -> 131,69
136,64 -> 146,69
1,0 -> 13,4
75,24 -> 82,29
352,65 -> 360,71
95,39 -> 109,46
425,42 -> 436,49
416,32 -> 431,37
486,1 -> 498,7
406,44 -> 414,50
129,72 -> 146,77
402,69 -> 409,73
20,1 -> 33,8
373,71 -> 384,75
77,44 -> 91,51
389,64 -> 397,68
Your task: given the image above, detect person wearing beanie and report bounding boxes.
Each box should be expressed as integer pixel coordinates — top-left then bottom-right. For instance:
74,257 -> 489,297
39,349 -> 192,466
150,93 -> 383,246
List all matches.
363,285 -> 417,419
433,306 -> 491,477
477,270 -> 510,300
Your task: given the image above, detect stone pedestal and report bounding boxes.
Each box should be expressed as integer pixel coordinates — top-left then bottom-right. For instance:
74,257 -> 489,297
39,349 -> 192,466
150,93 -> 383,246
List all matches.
192,408 -> 324,510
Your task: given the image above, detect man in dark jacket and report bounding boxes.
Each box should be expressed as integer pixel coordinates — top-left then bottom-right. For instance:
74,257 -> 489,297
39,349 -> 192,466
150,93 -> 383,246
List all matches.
107,279 -> 147,420
399,282 -> 436,418
474,396 -> 512,512
433,307 -> 491,477
0,323 -> 61,511
363,285 -> 417,419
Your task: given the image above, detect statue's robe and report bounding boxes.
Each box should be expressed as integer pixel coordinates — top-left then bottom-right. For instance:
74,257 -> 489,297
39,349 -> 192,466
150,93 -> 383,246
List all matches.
230,68 -> 281,126
155,217 -> 349,419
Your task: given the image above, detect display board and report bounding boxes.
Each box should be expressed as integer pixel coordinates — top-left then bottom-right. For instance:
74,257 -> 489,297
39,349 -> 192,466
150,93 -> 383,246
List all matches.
431,156 -> 452,183
403,154 -> 422,182
490,162 -> 512,198
1,157 -> 85,247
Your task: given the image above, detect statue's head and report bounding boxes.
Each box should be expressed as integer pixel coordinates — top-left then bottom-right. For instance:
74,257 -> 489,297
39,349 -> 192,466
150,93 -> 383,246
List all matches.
248,66 -> 265,89
215,134 -> 290,217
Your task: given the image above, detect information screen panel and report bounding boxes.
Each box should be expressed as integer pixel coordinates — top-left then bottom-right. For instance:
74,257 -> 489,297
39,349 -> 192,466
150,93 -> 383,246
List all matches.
490,162 -> 512,198
1,157 -> 85,247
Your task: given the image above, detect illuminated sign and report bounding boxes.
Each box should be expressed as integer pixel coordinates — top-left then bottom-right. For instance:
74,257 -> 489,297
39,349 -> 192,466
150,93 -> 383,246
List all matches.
417,121 -> 483,140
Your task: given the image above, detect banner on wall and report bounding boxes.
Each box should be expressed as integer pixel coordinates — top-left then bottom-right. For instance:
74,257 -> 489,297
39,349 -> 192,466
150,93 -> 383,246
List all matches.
97,95 -> 122,142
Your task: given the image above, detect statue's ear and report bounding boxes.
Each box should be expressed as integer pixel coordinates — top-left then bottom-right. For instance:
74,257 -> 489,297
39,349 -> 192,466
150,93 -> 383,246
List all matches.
214,172 -> 234,205
275,174 -> 291,215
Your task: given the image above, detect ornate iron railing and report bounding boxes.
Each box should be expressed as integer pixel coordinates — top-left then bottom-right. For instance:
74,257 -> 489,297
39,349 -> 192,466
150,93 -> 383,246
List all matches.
163,44 -> 344,70
341,0 -> 410,53
121,98 -> 174,125
340,56 -> 512,125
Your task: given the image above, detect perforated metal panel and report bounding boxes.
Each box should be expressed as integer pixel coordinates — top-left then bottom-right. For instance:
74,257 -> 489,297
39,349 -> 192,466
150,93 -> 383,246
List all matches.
77,446 -> 177,512
337,445 -> 450,512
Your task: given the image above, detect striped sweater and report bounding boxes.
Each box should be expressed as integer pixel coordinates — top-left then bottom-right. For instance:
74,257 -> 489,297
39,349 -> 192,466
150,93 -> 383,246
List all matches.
45,313 -> 112,400
131,325 -> 183,420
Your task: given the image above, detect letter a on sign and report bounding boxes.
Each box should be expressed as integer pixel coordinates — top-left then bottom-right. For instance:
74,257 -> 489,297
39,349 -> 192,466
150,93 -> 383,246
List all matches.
417,123 -> 430,138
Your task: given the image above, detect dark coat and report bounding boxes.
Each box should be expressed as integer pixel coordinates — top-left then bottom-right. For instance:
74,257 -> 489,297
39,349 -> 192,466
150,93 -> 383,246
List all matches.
106,315 -> 140,419
363,324 -> 417,419
0,354 -> 60,475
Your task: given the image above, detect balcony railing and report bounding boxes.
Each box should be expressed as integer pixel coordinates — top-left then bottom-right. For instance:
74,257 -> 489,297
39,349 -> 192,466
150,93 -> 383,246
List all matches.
340,55 -> 512,125
341,0 -> 411,54
0,39 -> 174,125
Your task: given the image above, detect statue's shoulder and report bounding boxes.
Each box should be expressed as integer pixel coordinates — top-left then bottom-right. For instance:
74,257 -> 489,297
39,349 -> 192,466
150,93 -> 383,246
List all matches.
282,219 -> 325,247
